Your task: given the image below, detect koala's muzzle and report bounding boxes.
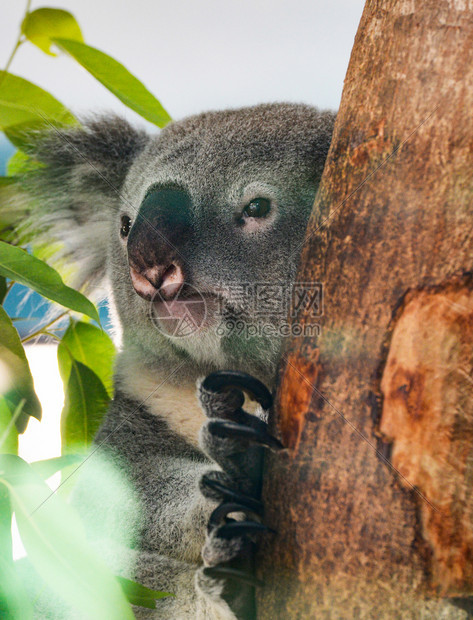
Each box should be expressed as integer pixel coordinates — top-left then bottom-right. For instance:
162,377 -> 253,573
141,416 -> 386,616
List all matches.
127,186 -> 192,301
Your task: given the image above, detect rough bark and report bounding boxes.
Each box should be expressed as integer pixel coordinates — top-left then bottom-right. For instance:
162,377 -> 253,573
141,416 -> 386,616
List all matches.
257,1 -> 473,617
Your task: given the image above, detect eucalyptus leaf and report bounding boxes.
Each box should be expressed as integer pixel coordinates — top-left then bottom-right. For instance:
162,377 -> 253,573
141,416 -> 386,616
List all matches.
0,481 -> 32,620
0,176 -> 28,243
0,306 -> 41,431
30,454 -> 83,480
0,185 -> 23,243
0,399 -> 19,454
22,8 -> 84,56
0,454 -> 134,619
58,321 -> 116,398
53,38 -> 171,127
7,150 -> 30,177
0,483 -> 12,562
0,242 -> 99,322
4,123 -> 46,151
6,150 -> 42,177
61,360 -> 109,454
0,553 -> 34,619
6,151 -> 25,177
0,276 -> 6,303
0,72 -> 76,148
116,575 -> 172,609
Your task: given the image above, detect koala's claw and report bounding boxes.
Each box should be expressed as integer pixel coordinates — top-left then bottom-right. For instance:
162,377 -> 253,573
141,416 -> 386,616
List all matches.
215,521 -> 275,539
203,566 -> 264,588
200,475 -> 264,514
198,371 -> 277,618
201,370 -> 273,411
207,419 -> 284,451
208,502 -> 262,531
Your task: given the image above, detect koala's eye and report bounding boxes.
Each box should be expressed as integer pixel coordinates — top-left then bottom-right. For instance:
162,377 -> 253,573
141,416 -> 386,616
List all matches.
120,215 -> 132,238
243,198 -> 271,219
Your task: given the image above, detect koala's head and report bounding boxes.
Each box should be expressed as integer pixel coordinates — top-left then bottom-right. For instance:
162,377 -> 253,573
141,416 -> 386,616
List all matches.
18,103 -> 335,378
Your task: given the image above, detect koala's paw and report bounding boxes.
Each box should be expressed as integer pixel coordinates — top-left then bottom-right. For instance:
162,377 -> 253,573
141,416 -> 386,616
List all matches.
196,371 -> 283,620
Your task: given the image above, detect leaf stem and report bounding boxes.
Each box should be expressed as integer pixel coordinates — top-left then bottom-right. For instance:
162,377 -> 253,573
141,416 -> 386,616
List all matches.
1,280 -> 16,305
0,0 -> 32,89
0,38 -> 23,91
42,331 -> 61,342
3,38 -> 23,76
21,312 -> 68,344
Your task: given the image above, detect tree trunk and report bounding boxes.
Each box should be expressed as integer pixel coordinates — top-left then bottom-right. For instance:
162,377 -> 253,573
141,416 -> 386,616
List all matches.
257,1 -> 473,617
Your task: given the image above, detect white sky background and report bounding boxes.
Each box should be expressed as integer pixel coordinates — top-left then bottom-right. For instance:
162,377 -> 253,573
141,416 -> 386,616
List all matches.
1,0 -> 365,124
1,0 -> 365,465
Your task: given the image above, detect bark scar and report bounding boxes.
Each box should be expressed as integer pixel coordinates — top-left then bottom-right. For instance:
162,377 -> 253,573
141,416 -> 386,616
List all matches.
277,350 -> 321,452
379,278 -> 473,596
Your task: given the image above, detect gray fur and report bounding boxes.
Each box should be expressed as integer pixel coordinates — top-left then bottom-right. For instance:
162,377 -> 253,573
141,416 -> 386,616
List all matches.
14,103 -> 336,618
18,116 -> 149,293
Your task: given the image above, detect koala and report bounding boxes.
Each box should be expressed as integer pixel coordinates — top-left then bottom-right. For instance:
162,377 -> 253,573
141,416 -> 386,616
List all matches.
16,103 -> 335,619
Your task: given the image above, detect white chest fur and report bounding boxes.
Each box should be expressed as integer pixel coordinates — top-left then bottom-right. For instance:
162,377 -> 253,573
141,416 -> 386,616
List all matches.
117,362 -> 206,447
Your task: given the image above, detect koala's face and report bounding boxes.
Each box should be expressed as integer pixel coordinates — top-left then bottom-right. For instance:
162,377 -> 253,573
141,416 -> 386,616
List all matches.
104,104 -> 334,373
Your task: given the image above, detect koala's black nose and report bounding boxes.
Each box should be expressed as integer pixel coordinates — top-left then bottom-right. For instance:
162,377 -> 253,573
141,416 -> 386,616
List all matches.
127,185 -> 192,300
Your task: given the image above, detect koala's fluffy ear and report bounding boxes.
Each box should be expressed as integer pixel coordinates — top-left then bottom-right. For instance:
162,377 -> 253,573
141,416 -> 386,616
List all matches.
13,116 -> 149,294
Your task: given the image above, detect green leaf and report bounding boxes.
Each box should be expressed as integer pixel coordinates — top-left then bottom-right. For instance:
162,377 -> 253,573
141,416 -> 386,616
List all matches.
0,276 -> 6,303
53,38 -> 171,127
0,455 -> 134,619
0,242 -> 99,322
22,8 -> 84,56
0,482 -> 13,562
6,151 -> 27,177
116,576 -> 172,609
0,480 -> 33,619
0,554 -> 34,620
0,72 -> 77,148
6,150 -> 42,177
30,454 -> 83,479
61,361 -> 109,454
0,399 -> 19,454
0,177 -> 28,243
58,321 -> 115,398
0,306 -> 41,432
